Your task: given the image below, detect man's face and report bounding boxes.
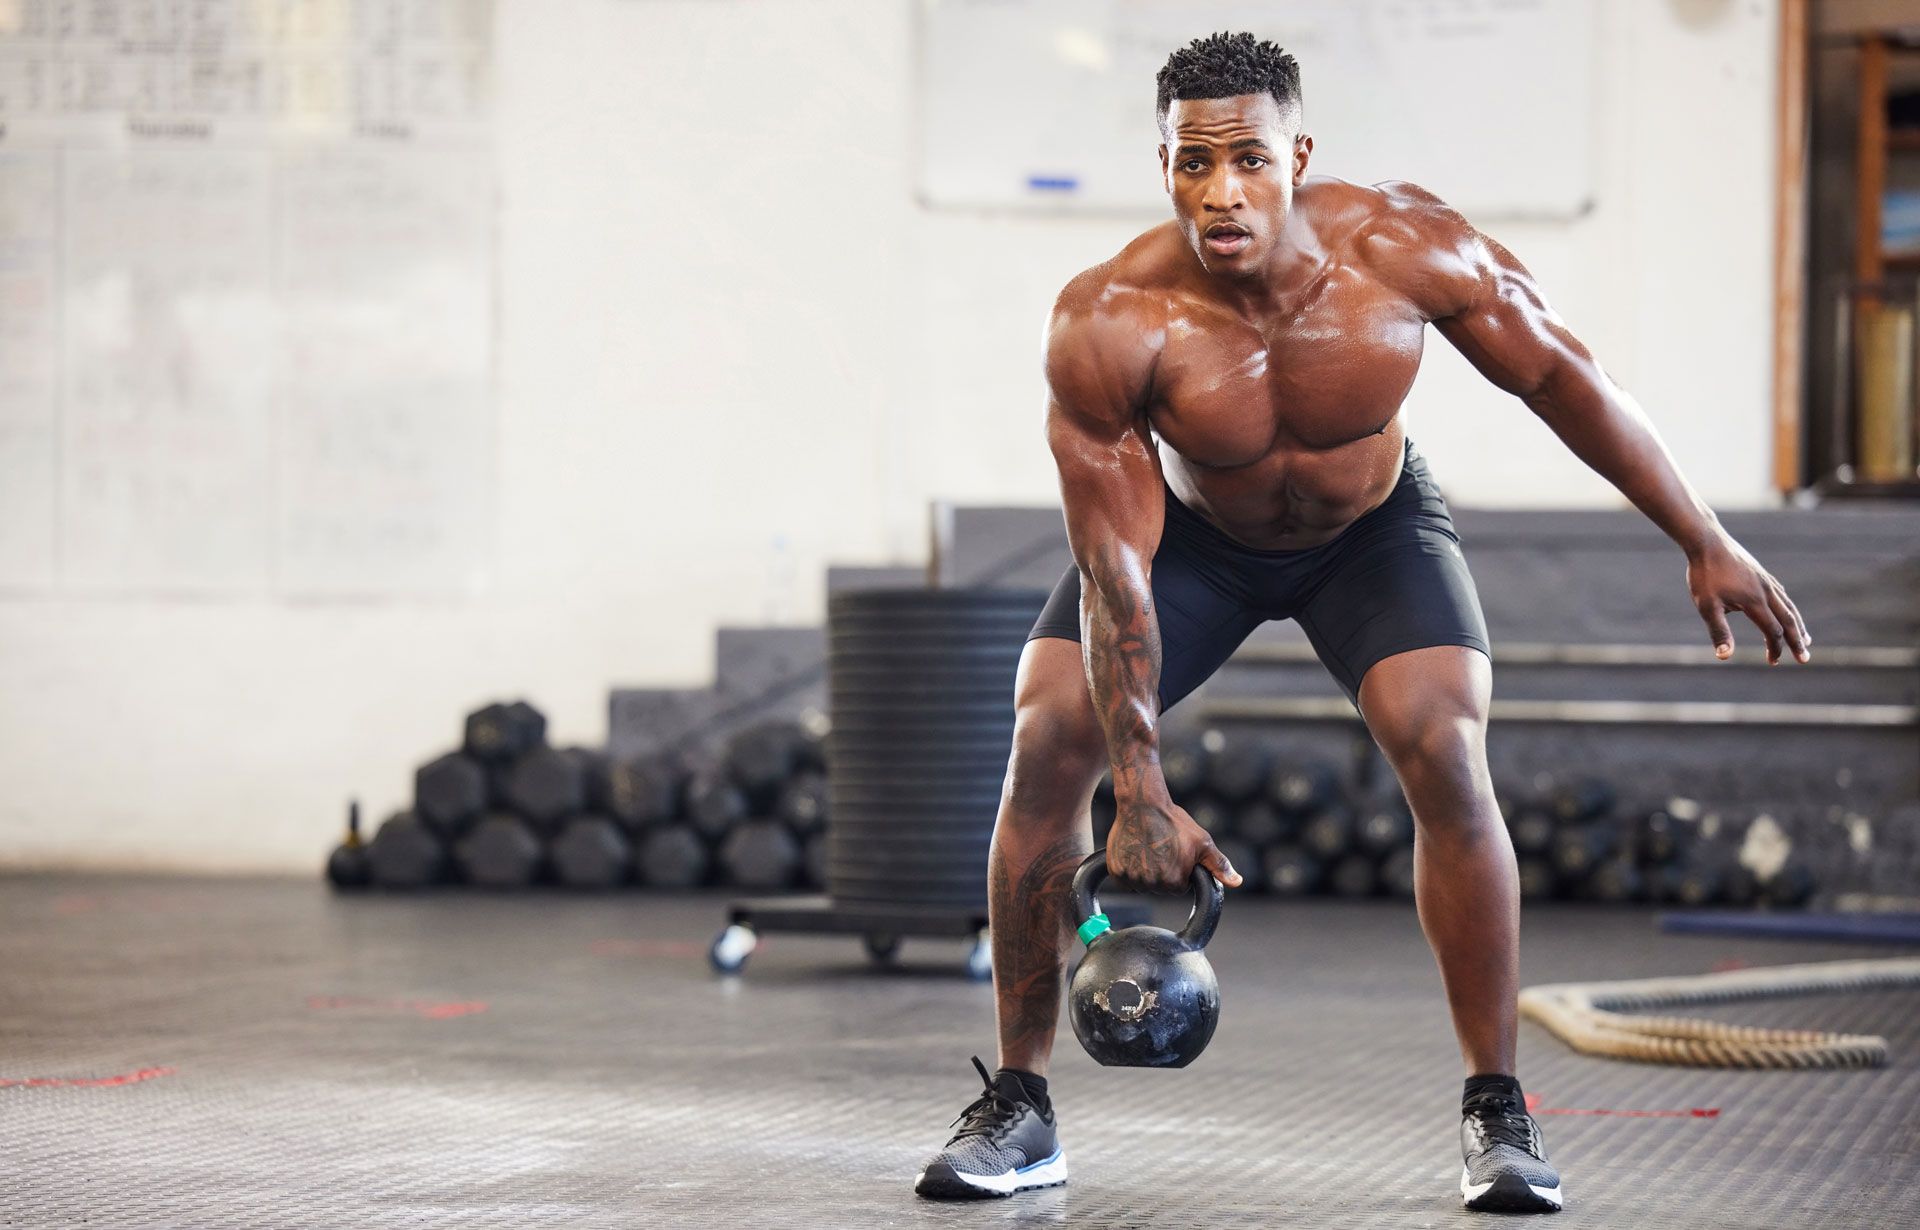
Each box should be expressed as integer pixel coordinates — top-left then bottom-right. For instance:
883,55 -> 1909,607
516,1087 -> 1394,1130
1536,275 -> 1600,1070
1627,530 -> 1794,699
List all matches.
1159,94 -> 1310,277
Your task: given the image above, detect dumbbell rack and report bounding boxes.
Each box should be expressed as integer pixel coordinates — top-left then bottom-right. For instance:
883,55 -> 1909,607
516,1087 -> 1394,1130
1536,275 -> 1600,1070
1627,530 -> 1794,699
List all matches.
709,894 -> 1155,979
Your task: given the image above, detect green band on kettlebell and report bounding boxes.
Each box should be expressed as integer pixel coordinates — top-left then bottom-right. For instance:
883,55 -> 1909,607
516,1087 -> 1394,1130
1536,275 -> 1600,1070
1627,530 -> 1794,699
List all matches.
1076,912 -> 1111,946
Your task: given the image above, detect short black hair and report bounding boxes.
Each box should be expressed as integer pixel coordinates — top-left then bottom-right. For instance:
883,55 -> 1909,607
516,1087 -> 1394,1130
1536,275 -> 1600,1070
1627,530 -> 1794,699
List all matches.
1155,32 -> 1301,139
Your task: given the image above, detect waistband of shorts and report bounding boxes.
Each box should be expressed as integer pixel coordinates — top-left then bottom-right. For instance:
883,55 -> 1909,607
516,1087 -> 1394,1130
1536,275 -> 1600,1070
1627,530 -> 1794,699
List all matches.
1162,437 -> 1422,558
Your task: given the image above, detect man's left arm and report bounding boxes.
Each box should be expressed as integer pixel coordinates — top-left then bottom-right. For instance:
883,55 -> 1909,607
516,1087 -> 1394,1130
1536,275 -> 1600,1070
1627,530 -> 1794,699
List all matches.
1377,183 -> 1810,666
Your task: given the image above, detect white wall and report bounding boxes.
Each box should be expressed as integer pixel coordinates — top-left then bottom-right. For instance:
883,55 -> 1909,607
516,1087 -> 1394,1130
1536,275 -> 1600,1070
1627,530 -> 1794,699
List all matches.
0,0 -> 1781,872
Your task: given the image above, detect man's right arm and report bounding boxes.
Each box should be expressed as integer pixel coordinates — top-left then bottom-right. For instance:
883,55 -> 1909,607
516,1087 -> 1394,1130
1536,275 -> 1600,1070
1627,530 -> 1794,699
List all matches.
1044,277 -> 1241,891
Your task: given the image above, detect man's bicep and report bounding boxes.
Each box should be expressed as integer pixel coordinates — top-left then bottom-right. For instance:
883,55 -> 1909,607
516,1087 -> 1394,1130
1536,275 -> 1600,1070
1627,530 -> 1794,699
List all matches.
1042,291 -> 1164,574
1421,218 -> 1592,403
1372,185 -> 1590,402
1045,394 -> 1165,578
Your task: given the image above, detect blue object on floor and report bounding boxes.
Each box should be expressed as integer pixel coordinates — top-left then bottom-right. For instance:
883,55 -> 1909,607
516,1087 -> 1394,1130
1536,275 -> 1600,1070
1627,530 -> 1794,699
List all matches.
1660,912 -> 1920,945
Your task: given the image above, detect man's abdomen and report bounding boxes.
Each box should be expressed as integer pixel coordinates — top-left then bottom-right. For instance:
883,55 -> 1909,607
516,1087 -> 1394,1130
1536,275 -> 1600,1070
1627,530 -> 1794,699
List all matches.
1158,425 -> 1409,552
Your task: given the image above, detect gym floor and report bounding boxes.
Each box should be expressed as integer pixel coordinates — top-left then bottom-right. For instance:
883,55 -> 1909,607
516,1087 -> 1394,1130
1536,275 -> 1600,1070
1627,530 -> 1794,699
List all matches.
5,877 -> 1916,1229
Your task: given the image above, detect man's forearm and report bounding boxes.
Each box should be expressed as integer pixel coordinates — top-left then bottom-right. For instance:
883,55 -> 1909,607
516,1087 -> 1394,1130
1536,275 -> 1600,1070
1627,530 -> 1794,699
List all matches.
1529,365 -> 1723,556
1078,542 -> 1165,802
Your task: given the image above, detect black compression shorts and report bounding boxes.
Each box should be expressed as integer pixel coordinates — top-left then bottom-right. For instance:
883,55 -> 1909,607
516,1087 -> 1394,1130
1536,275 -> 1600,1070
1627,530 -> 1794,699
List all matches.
1028,439 -> 1490,710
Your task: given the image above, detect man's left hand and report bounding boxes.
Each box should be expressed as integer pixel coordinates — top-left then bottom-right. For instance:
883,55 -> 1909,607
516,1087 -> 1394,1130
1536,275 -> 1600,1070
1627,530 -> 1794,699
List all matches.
1686,535 -> 1811,665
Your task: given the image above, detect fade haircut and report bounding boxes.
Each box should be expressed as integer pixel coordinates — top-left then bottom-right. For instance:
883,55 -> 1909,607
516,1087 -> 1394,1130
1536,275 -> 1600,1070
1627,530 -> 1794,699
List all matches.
1155,31 -> 1301,141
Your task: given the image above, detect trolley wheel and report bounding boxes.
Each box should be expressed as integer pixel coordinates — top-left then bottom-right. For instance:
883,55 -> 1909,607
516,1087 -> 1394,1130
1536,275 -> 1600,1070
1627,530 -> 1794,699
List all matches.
709,923 -> 758,974
862,933 -> 902,964
965,928 -> 992,982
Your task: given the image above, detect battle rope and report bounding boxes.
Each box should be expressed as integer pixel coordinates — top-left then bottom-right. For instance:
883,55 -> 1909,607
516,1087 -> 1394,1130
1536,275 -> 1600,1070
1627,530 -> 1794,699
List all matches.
1518,957 -> 1920,1069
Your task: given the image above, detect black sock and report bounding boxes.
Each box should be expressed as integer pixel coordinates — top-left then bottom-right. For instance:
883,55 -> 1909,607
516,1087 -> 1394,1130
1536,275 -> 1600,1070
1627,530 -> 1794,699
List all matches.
1463,1073 -> 1524,1113
995,1067 -> 1050,1115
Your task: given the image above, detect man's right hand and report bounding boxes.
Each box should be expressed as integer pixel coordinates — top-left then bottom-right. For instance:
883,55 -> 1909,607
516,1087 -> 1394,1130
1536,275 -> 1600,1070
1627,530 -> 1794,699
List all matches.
1106,794 -> 1243,892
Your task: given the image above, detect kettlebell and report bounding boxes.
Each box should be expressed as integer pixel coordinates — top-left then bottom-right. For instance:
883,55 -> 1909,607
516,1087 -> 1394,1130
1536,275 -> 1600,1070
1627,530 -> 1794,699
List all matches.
1068,849 -> 1224,1068
326,800 -> 371,890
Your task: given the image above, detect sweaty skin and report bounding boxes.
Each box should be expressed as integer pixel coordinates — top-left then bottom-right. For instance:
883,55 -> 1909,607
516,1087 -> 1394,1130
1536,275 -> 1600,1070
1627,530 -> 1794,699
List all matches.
1046,93 -> 1812,895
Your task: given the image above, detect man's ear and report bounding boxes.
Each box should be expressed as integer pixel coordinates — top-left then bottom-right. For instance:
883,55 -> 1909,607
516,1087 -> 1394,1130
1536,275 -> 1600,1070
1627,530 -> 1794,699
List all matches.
1158,143 -> 1171,195
1293,134 -> 1313,185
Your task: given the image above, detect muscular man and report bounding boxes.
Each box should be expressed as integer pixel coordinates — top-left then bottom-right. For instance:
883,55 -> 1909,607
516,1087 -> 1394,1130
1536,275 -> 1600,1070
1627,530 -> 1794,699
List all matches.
913,33 -> 1810,1213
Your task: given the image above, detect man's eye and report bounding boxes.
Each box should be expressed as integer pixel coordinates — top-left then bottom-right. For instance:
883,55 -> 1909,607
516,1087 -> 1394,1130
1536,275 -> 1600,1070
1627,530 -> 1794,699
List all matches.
1242,156 -> 1267,169
1182,160 -> 1205,173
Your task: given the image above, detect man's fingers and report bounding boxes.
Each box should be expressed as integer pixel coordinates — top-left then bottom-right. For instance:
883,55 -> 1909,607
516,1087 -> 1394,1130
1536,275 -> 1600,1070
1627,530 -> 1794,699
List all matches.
1744,599 -> 1786,665
1768,587 -> 1809,663
1198,842 -> 1243,889
1698,599 -> 1735,660
1110,853 -> 1178,893
1772,582 -> 1812,659
1104,859 -> 1162,895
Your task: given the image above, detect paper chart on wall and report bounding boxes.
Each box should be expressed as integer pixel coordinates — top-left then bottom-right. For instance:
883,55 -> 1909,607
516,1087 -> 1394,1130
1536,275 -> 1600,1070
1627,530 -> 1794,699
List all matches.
0,0 -> 494,598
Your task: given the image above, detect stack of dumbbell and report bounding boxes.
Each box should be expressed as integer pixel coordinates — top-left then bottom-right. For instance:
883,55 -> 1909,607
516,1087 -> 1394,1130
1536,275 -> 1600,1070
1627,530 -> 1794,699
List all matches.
330,701 -> 830,893
670,718 -> 830,893
1506,784 -> 1818,908
1088,730 -> 1819,909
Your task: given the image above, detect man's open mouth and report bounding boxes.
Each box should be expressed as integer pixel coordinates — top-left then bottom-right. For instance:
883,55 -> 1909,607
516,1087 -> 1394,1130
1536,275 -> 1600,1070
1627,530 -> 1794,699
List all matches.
1204,223 -> 1252,254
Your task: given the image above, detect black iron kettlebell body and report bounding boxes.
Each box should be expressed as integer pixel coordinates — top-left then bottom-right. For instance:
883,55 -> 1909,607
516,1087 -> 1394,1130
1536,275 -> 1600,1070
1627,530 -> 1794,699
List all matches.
1068,850 -> 1224,1068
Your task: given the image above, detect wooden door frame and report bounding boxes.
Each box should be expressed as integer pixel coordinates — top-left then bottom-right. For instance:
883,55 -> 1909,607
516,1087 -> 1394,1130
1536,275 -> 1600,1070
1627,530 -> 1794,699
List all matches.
1774,0 -> 1811,493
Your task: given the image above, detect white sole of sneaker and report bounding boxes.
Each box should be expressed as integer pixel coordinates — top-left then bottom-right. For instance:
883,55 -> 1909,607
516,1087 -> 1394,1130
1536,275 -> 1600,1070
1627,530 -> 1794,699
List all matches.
1461,1166 -> 1563,1211
932,1148 -> 1068,1196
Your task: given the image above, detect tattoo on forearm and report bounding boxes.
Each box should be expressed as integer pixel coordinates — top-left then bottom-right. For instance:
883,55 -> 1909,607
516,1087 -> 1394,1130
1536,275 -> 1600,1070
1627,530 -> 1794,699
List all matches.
1081,541 -> 1162,800
990,829 -> 1091,1058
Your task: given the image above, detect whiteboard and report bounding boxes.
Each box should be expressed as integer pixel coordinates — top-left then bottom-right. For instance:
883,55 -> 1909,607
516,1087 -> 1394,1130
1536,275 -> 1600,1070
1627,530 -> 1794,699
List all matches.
0,0 -> 494,599
918,0 -> 1597,220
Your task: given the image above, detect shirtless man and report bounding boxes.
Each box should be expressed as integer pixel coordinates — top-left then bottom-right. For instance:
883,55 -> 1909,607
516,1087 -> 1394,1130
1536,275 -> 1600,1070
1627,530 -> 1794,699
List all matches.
912,32 -> 1811,1214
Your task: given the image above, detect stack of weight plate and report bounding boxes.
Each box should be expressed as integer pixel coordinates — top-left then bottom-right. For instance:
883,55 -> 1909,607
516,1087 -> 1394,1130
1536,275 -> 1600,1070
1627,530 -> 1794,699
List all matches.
825,588 -> 1048,912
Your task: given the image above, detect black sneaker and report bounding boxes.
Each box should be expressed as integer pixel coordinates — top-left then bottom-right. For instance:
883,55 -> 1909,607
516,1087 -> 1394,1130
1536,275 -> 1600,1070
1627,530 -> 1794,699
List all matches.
1460,1087 -> 1563,1212
913,1057 -> 1066,1199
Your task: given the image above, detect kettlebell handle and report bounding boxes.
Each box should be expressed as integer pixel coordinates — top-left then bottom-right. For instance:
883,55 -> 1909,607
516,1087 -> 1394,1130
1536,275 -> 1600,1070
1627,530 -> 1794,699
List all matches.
1071,849 -> 1224,951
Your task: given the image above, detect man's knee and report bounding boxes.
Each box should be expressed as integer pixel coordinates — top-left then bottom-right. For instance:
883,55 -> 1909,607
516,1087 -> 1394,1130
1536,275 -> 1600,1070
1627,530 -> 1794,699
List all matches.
1358,646 -> 1491,780
1388,710 -> 1482,771
1376,710 -> 1490,813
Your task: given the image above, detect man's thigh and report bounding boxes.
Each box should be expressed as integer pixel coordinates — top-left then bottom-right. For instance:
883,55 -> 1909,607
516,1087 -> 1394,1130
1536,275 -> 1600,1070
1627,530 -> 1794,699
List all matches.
1293,494 -> 1490,706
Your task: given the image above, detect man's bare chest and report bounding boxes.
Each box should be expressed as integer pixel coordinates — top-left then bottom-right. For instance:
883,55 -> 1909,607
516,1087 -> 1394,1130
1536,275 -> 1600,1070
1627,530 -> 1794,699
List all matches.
1148,288 -> 1428,465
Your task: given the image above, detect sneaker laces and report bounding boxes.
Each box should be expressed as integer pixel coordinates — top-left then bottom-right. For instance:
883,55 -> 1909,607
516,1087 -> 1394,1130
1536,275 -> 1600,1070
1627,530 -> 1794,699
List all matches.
1463,1090 -> 1537,1152
946,1056 -> 1025,1143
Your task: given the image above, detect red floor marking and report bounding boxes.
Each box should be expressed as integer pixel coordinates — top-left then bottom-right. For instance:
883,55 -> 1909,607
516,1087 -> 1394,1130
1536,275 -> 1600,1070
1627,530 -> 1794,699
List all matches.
1712,958 -> 1750,973
50,895 -> 101,916
0,1066 -> 176,1089
589,939 -> 705,959
1527,1091 -> 1719,1119
1541,1106 -> 1721,1118
306,996 -> 488,1019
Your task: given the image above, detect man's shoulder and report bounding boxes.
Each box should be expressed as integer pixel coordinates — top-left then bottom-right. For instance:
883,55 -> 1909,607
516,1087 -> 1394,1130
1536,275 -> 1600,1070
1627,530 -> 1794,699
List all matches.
1302,176 -> 1482,312
1299,176 -> 1465,254
1053,222 -> 1187,321
1045,225 -> 1180,405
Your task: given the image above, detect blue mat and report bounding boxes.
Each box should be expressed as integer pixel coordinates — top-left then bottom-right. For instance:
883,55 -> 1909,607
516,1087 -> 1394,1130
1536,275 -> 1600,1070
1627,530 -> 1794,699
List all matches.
1659,911 -> 1920,945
